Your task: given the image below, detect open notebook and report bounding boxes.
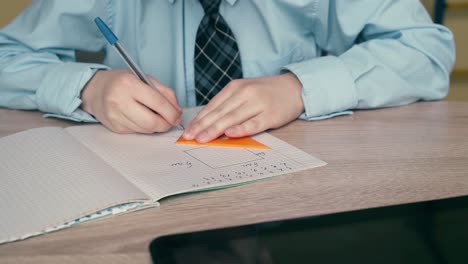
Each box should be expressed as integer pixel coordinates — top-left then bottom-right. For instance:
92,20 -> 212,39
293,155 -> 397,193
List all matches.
0,108 -> 326,244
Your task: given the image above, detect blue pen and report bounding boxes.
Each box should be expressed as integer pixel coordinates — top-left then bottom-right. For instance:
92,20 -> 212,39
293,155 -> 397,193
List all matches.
94,17 -> 183,129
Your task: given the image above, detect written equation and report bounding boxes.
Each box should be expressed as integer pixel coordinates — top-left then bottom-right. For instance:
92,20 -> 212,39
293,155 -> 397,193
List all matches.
191,161 -> 295,188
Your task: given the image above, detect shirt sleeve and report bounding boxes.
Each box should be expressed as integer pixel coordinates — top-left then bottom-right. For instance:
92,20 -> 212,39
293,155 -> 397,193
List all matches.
0,0 -> 112,122
283,0 -> 455,120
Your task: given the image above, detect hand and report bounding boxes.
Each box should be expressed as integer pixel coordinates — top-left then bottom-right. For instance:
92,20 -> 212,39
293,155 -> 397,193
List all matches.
183,72 -> 304,143
81,69 -> 182,134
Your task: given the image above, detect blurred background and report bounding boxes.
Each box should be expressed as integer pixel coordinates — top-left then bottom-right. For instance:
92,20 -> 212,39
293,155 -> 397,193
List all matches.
0,0 -> 466,101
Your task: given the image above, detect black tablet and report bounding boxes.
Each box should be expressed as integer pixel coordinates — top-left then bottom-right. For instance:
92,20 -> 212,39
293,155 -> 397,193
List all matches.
150,196 -> 468,264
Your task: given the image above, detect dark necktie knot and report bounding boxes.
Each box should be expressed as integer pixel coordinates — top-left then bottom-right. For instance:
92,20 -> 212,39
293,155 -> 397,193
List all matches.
199,0 -> 221,15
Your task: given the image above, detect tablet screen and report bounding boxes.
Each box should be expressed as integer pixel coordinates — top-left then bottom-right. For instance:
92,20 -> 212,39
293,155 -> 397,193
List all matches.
150,196 -> 468,264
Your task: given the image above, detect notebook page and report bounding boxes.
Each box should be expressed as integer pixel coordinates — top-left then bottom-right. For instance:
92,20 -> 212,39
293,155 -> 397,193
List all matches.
0,127 -> 149,243
66,123 -> 326,201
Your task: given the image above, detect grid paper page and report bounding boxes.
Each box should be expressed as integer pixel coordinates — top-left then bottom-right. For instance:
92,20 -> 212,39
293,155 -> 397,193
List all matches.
66,124 -> 326,201
0,127 -> 149,244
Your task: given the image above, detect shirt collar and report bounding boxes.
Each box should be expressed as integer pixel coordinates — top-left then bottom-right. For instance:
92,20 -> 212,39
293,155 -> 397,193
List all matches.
166,0 -> 238,6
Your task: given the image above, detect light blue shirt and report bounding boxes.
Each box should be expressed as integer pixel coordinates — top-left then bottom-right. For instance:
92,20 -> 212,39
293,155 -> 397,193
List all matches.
0,0 -> 455,122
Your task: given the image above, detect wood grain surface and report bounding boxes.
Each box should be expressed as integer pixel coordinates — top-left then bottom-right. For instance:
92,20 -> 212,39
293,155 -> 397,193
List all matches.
1,102 -> 467,264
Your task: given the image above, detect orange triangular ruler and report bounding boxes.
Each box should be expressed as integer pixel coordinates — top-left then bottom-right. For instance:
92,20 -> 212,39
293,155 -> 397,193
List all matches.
176,135 -> 271,150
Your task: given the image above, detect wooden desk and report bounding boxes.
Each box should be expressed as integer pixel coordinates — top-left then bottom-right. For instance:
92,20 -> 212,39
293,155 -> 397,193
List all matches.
1,102 -> 468,263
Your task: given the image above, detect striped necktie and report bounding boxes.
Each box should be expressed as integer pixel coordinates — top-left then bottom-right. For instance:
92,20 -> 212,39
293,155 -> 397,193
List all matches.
194,0 -> 243,105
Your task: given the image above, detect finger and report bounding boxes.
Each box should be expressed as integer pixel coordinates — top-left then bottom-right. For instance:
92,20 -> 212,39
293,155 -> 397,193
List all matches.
124,102 -> 172,133
147,76 -> 182,112
108,108 -> 167,134
184,93 -> 247,140
133,82 -> 182,126
122,101 -> 172,133
194,103 -> 261,143
192,80 -> 239,122
102,111 -> 137,134
119,115 -> 154,134
185,81 -> 247,139
224,114 -> 268,138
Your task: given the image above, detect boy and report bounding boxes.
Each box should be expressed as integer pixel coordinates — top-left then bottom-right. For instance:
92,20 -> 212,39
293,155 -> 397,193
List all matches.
0,0 -> 455,143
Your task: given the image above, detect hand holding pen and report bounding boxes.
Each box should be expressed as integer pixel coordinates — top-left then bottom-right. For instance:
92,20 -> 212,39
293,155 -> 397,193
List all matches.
80,17 -> 183,134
